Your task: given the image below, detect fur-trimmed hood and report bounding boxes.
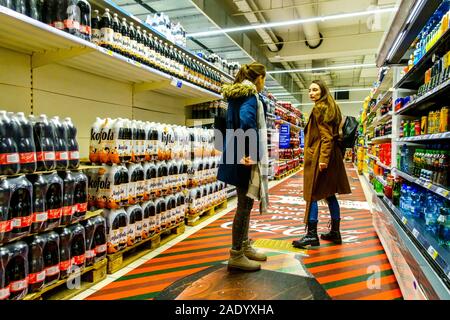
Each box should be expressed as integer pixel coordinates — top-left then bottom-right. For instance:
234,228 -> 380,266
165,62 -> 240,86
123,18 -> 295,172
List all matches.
222,80 -> 258,100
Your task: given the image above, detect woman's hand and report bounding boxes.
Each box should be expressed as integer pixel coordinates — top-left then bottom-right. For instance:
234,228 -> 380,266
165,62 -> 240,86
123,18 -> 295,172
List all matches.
319,162 -> 328,171
240,156 -> 256,166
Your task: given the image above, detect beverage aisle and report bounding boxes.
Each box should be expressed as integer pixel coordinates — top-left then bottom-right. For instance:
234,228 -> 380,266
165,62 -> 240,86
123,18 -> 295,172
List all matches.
83,165 -> 402,300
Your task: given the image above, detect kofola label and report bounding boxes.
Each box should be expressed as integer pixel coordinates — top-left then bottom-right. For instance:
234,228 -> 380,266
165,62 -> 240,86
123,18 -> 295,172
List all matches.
90,128 -> 114,145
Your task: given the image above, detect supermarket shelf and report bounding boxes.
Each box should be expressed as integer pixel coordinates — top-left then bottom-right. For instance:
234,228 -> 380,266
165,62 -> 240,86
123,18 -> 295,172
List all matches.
186,118 -> 215,127
395,28 -> 450,90
371,90 -> 393,114
381,196 -> 450,296
376,161 -> 392,171
375,175 -> 387,187
368,154 -> 379,161
367,112 -> 393,130
395,78 -> 450,116
369,134 -> 393,144
373,68 -> 394,99
0,6 -> 221,101
397,132 -> 450,142
393,168 -> 450,201
275,118 -> 302,132
362,172 -> 384,197
266,112 -> 277,119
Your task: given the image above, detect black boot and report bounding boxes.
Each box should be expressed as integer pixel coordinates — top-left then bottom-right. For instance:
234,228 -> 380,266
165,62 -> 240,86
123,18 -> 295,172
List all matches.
320,219 -> 342,244
292,221 -> 320,248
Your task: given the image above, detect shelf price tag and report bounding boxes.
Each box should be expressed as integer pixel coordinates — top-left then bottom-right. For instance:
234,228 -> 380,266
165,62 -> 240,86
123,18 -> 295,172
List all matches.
106,50 -> 113,56
427,246 -> 439,260
402,217 -> 408,225
134,61 -> 141,68
171,78 -> 183,88
412,228 -> 419,238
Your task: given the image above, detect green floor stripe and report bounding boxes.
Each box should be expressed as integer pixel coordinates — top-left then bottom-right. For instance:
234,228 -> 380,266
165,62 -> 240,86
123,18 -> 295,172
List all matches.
119,292 -> 159,300
305,249 -> 386,268
322,269 -> 394,290
157,244 -> 230,258
116,261 -> 222,282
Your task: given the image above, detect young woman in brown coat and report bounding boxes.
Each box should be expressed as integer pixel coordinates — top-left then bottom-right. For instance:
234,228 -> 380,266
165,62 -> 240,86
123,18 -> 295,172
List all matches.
292,80 -> 351,248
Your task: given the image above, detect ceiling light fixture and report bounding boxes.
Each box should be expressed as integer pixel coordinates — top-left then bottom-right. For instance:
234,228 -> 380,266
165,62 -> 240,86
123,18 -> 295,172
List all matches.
295,100 -> 366,106
267,63 -> 376,74
187,7 -> 398,38
273,88 -> 371,96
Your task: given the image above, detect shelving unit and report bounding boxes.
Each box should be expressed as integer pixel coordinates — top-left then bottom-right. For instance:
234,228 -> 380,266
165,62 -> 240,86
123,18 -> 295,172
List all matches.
376,161 -> 392,171
397,131 -> 450,142
370,134 -> 393,144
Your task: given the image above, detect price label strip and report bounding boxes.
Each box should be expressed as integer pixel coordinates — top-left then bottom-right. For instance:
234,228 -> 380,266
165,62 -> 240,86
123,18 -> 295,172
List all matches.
401,217 -> 408,225
412,228 -> 419,238
427,246 -> 439,260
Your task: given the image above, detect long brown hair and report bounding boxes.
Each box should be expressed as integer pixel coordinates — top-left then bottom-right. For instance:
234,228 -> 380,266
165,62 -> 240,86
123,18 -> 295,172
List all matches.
311,79 -> 342,126
234,62 -> 266,84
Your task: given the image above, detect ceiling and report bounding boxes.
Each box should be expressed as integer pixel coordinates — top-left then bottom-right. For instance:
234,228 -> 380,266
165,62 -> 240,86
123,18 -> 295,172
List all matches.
112,0 -> 400,111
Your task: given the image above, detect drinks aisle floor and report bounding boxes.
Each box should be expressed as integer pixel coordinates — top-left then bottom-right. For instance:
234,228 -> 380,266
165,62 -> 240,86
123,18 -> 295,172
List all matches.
80,164 -> 403,300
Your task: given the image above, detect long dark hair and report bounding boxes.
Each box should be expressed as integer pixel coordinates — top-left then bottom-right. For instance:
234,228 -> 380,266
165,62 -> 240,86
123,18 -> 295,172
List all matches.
311,79 -> 342,126
234,62 -> 266,84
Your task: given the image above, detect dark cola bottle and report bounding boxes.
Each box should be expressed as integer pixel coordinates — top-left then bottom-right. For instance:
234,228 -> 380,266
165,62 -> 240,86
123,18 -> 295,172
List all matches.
58,170 -> 75,226
68,224 -> 85,272
5,241 -> 29,300
26,0 -> 42,20
9,176 -> 33,240
64,117 -> 79,169
77,0 -> 90,41
27,174 -> 48,234
81,218 -> 95,266
13,0 -> 27,14
0,178 -> 12,244
51,116 -> 69,170
42,231 -> 60,286
111,13 -> 122,54
120,17 -> 130,58
0,246 -> 10,300
64,0 -> 80,37
100,8 -> 113,50
41,0 -> 56,26
14,112 -> 37,174
93,216 -> 107,261
57,226 -> 71,279
0,111 -> 20,175
0,0 -> 13,9
44,173 -> 63,230
73,171 -> 88,222
31,114 -> 56,172
91,9 -> 101,45
27,235 -> 46,293
53,0 -> 66,31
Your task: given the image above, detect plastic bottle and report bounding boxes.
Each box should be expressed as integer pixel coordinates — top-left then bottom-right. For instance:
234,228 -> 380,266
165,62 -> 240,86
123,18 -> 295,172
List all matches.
73,171 -> 88,222
0,111 -> 20,175
77,0 -> 90,41
92,215 -> 107,261
26,235 -> 45,293
68,224 -> 85,272
13,113 -> 36,174
13,0 -> 26,14
100,8 -> 113,49
90,9 -> 101,45
26,0 -> 42,20
0,246 -> 10,300
57,226 -> 72,278
120,18 -> 130,57
0,178 -> 12,244
425,194 -> 439,234
51,116 -> 69,170
44,172 -> 63,230
4,241 -> 29,300
42,231 -> 60,286
27,174 -> 48,234
64,0 -> 81,37
64,117 -> 79,169
58,170 -> 75,226
9,176 -> 33,240
32,114 -> 56,171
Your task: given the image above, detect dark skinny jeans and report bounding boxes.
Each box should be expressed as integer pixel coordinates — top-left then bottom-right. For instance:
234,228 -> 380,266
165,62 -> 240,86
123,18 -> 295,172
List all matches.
232,186 -> 254,251
308,195 -> 340,222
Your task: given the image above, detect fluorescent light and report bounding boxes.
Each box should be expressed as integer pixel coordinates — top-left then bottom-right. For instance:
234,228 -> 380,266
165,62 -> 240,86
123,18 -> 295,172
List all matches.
188,7 -> 398,38
267,63 -> 376,74
297,100 -> 365,106
386,30 -> 405,61
273,87 -> 371,96
406,0 -> 426,24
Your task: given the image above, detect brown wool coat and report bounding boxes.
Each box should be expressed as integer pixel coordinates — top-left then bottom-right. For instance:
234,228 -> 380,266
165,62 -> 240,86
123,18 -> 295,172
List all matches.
303,106 -> 351,222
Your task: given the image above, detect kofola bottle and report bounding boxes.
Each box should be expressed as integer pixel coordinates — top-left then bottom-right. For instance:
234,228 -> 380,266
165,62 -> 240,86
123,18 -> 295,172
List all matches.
80,217 -> 95,266
27,174 -> 48,234
92,215 -> 107,261
0,246 -> 10,300
64,0 -> 80,37
0,178 -> 12,244
14,112 -> 37,174
9,176 -> 33,241
58,170 -> 75,226
64,117 -> 79,170
90,9 -> 101,45
126,205 -> 136,246
53,0 -> 66,31
100,8 -> 113,50
44,172 -> 63,230
0,111 -> 20,175
41,0 -> 55,26
112,13 -> 122,54
120,18 -> 131,58
68,223 -> 85,272
26,0 -> 42,21
42,231 -> 60,286
26,235 -> 46,293
5,241 -> 29,300
51,116 -> 69,170
77,0 -> 90,41
31,114 -> 56,171
57,226 -> 71,279
72,171 -> 88,222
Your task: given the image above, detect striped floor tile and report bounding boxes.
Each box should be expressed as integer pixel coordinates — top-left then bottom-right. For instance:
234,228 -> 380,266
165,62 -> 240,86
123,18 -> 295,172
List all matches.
86,164 -> 402,300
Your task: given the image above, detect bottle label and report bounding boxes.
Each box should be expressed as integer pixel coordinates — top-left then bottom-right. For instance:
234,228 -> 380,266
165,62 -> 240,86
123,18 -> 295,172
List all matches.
0,220 -> 12,233
48,208 -> 62,220
19,152 -> 36,164
101,28 -> 114,44
72,254 -> 86,266
54,21 -> 64,30
59,260 -> 72,272
10,279 -> 28,293
0,153 -> 19,165
28,270 -> 46,284
56,151 -> 69,161
64,19 -> 80,31
37,151 -> 56,162
80,25 -> 91,35
72,205 -> 77,214
113,32 -> 122,46
62,206 -> 73,216
92,29 -> 102,43
95,244 -> 107,254
32,211 -> 48,223
77,202 -> 88,213
0,286 -> 10,300
45,264 -> 60,276
85,249 -> 96,259
12,215 -> 32,229
69,151 -> 80,160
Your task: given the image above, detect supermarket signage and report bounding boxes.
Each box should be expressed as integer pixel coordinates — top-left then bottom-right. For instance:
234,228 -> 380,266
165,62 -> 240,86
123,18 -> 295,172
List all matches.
279,123 -> 290,149
300,129 -> 305,148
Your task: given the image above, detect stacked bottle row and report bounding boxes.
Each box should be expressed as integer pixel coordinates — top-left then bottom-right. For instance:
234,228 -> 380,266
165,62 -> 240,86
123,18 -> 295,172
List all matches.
202,53 -> 241,78
146,12 -> 186,48
0,111 -> 79,176
399,107 -> 449,138
92,8 -> 221,93
0,215 -> 107,300
190,100 -> 228,120
0,0 -> 92,41
187,181 -> 227,216
89,117 -> 216,165
374,120 -> 392,137
0,170 -> 88,245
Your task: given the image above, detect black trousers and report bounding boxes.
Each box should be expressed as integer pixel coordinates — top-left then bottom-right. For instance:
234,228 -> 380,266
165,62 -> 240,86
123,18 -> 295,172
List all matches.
232,186 -> 254,250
